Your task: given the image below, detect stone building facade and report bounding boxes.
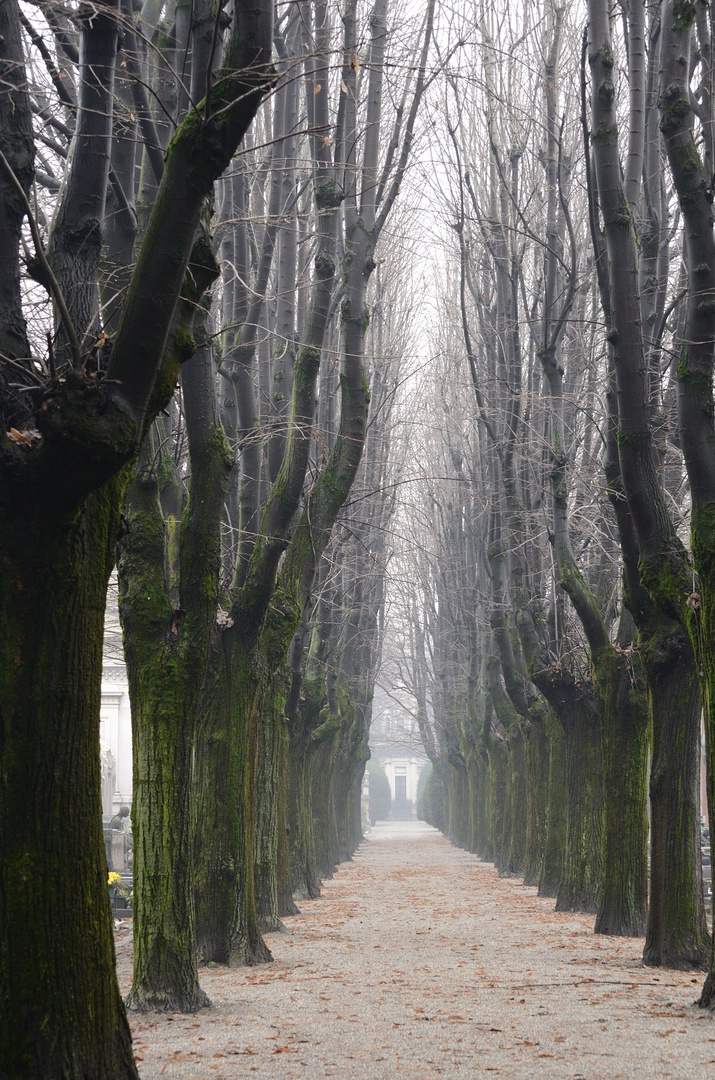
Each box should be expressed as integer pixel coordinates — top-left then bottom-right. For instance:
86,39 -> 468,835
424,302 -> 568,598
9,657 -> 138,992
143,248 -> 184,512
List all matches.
370,707 -> 427,820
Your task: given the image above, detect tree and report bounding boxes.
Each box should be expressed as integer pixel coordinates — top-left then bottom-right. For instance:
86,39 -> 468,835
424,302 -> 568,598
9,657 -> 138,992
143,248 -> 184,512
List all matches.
0,0 -> 273,1071
656,0 -> 715,999
588,0 -> 709,967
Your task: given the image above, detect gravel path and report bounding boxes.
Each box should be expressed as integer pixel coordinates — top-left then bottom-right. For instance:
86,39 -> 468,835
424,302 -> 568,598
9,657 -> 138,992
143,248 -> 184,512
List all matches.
118,820 -> 715,1079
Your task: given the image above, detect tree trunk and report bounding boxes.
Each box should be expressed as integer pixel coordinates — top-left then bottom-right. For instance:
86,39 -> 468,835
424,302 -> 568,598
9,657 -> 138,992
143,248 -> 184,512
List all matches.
502,725 -> 527,877
656,0 -> 715,996
275,719 -> 300,917
589,0 -> 709,962
287,731 -> 322,898
643,631 -> 709,968
523,709 -> 549,886
557,694 -> 603,914
119,444 -> 209,1011
486,737 -> 509,869
594,644 -> 649,936
539,711 -> 566,898
474,747 -> 493,860
254,670 -> 289,932
311,722 -> 342,879
0,0 -> 273,1061
193,633 -> 272,966
0,486 -> 138,1079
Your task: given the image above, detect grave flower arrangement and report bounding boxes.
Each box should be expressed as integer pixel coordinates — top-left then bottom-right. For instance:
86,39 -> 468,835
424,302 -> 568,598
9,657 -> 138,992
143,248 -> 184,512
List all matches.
107,871 -> 132,909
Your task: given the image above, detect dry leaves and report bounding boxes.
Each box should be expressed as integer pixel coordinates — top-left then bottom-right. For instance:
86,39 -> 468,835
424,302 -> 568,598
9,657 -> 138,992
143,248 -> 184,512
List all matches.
117,822 -> 715,1079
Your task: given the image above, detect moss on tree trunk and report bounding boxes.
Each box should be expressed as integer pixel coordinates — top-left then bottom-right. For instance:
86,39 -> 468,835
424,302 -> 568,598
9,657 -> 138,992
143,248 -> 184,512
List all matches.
466,745 -> 491,857
119,417 -> 233,1011
193,632 -> 272,966
287,732 -> 321,898
486,737 -> 509,871
522,710 -> 549,886
0,485 -> 138,1079
254,669 -> 288,931
447,760 -> 471,851
539,711 -> 566,898
311,725 -> 342,879
556,695 -> 603,914
642,622 -> 709,968
594,644 -> 649,937
501,724 -> 527,877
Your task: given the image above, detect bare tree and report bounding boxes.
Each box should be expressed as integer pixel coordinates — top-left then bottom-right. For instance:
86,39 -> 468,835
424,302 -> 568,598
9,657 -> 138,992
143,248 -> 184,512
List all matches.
0,0 -> 273,1071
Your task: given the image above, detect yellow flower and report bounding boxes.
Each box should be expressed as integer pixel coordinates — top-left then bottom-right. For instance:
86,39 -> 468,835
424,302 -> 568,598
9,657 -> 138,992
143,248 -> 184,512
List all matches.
108,871 -> 121,886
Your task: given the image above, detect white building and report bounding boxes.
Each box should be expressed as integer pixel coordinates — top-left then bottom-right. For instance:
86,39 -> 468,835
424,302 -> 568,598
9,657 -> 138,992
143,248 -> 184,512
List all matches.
370,707 -> 428,819
100,664 -> 133,816
100,577 -> 132,817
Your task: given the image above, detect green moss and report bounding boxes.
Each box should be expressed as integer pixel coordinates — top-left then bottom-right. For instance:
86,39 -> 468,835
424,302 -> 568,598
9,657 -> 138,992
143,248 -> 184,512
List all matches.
672,0 -> 697,31
678,140 -> 706,179
590,43 -> 614,69
0,481 -> 138,1073
660,90 -> 691,136
614,200 -> 635,229
591,122 -> 618,144
314,179 -> 343,211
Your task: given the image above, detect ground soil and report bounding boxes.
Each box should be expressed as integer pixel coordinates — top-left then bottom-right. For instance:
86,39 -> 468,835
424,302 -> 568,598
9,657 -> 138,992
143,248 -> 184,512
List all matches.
116,820 -> 715,1079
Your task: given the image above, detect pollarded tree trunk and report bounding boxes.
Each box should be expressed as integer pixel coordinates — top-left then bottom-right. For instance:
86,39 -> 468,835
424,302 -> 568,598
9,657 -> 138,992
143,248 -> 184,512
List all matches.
276,720 -> 300,917
193,657 -> 237,963
557,695 -> 603,914
311,717 -> 343,878
119,383 -> 234,1005
643,630 -> 708,968
502,724 -> 527,877
594,643 -> 649,937
332,716 -> 369,861
254,668 -> 290,931
193,628 -> 273,966
119,299 -> 234,1009
443,753 -> 469,851
656,0 -> 715,994
589,0 -> 708,961
531,656 -> 604,912
287,730 -> 322,898
119,433 -> 210,1011
516,614 -> 569,898
332,697 -> 360,863
324,664 -> 372,863
484,650 -> 518,873
0,0 -> 273,1065
284,648 -> 328,899
464,742 -> 482,855
346,759 -> 368,854
539,710 -> 566,898
486,735 -> 509,870
470,744 -> 493,860
523,709 -> 550,886
541,339 -> 646,928
0,483 -> 138,1079
282,591 -> 338,899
